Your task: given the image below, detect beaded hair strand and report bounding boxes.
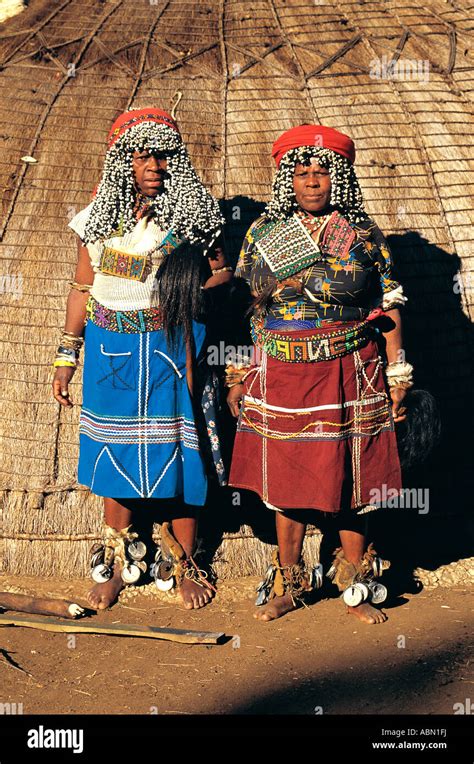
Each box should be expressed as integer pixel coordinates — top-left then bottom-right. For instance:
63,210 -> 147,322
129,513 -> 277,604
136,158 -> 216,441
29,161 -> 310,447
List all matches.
83,122 -> 224,246
265,146 -> 369,224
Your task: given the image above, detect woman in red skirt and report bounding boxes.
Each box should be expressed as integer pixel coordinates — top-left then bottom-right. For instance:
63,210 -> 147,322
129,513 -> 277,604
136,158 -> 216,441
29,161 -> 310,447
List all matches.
228,125 -> 414,624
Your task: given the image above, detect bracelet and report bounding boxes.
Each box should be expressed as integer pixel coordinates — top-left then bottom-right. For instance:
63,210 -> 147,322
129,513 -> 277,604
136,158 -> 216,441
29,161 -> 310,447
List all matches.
54,331 -> 83,369
53,359 -> 76,368
59,331 -> 84,353
211,266 -> 234,275
57,346 -> 76,358
225,362 -> 253,388
386,361 -> 414,389
69,281 -> 93,292
381,285 -> 407,311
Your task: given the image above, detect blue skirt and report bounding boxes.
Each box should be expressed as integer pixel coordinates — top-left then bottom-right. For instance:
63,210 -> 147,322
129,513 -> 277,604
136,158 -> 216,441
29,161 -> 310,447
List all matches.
78,319 -> 211,504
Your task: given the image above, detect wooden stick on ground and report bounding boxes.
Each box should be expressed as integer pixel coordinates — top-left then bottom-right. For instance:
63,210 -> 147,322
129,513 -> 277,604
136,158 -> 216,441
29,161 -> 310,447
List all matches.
0,592 -> 87,619
0,614 -> 225,645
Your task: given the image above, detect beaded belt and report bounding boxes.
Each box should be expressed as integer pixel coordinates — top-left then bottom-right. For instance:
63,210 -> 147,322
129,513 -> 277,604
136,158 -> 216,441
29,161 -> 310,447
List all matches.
86,295 -> 163,333
250,316 -> 374,363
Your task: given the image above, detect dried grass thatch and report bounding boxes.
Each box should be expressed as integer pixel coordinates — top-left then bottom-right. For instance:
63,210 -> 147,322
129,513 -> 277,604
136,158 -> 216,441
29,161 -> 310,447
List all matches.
1,0 -> 473,579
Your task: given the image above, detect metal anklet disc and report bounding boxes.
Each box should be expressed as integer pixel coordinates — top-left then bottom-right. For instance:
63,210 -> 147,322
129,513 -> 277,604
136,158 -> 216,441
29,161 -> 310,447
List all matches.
255,588 -> 269,606
372,558 -> 383,577
368,582 -> 387,604
155,575 -> 175,592
90,544 -> 105,569
128,540 -> 147,561
91,564 -> 113,584
343,582 -> 369,607
156,560 -> 174,581
121,564 -> 142,584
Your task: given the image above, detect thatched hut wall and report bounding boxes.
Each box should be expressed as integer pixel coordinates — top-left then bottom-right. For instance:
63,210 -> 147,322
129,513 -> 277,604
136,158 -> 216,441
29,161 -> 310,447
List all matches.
1,0 -> 473,579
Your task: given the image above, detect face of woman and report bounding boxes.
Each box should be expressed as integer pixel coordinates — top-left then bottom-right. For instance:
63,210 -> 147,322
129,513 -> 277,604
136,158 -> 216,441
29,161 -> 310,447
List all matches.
132,150 -> 168,197
293,159 -> 332,214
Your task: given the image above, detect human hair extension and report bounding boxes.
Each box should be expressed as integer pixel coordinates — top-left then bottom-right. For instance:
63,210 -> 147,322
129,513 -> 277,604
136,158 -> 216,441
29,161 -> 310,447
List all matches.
396,389 -> 441,470
155,241 -> 207,348
265,146 -> 369,224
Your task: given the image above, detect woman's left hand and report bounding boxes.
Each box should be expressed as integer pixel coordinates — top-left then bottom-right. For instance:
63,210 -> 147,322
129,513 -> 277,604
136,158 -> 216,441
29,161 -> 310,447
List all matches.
390,386 -> 407,423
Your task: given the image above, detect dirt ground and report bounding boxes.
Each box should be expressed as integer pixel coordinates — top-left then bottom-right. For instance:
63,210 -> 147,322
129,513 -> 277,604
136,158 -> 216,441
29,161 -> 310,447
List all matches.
0,574 -> 472,716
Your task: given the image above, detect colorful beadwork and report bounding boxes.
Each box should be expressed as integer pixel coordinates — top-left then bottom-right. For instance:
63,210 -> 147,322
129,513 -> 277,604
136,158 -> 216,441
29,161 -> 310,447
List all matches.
250,316 -> 374,363
255,214 -> 324,280
86,296 -> 163,333
99,246 -> 150,281
321,211 -> 356,259
158,229 -> 183,256
236,214 -> 402,325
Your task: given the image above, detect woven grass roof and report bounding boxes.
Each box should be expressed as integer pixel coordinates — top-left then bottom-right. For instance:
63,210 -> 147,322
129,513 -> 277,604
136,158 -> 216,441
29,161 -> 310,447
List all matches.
1,0 -> 473,577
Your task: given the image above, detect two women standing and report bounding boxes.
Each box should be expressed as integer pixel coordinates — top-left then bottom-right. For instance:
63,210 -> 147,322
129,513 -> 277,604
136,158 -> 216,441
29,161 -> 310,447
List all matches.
53,111 -> 412,624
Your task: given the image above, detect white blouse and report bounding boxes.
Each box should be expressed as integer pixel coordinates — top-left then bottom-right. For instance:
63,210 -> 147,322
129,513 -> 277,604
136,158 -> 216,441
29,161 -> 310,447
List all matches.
68,203 -> 168,311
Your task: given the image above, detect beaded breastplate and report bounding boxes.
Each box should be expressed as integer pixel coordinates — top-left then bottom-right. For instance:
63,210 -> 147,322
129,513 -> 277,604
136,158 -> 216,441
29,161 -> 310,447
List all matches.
255,210 -> 355,281
97,229 -> 183,282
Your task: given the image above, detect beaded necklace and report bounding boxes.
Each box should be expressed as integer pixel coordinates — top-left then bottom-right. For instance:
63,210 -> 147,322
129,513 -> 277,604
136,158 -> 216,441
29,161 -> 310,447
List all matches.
296,209 -> 333,239
133,191 -> 155,220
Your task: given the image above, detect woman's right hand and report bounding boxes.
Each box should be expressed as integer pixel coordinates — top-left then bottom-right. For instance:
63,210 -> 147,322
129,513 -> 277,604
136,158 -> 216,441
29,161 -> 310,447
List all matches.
227,383 -> 244,418
52,366 -> 76,407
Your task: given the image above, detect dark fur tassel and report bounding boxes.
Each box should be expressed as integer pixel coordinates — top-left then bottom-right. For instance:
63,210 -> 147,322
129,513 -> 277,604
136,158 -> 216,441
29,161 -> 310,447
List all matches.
247,278 -> 278,318
396,389 -> 441,470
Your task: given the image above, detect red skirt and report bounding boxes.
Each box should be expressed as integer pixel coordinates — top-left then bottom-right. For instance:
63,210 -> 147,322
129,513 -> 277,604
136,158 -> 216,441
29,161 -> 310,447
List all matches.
229,329 -> 401,513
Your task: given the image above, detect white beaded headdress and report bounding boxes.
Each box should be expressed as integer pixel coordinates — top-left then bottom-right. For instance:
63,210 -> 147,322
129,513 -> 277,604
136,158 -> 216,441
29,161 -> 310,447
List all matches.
83,118 -> 224,247
265,145 -> 368,224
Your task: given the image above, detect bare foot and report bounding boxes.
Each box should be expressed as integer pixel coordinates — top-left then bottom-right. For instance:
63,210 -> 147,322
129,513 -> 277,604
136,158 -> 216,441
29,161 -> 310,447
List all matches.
178,577 -> 214,610
346,602 -> 387,624
86,565 -> 124,610
254,592 -> 297,622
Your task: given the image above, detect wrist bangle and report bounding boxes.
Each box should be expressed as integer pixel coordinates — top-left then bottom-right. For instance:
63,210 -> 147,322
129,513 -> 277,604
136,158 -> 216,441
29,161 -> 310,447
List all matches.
53,360 -> 77,368
225,362 -> 253,388
59,330 -> 84,353
386,361 -> 414,388
211,266 -> 233,275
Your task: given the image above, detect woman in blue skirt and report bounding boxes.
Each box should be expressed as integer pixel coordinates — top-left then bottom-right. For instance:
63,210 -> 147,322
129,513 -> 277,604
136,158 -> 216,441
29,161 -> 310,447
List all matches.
51,108 -> 231,610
